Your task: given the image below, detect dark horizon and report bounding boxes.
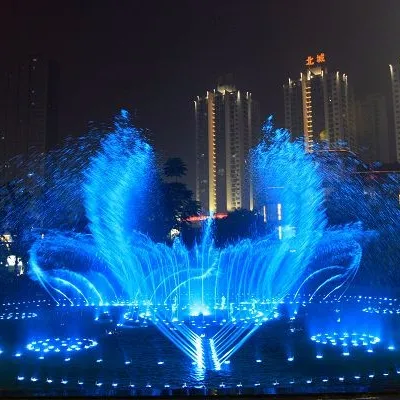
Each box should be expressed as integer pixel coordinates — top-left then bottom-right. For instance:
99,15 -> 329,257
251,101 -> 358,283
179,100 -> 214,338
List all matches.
1,0 -> 400,190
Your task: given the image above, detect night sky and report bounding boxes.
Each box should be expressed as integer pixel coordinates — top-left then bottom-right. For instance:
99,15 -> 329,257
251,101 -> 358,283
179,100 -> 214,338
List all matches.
1,0 -> 400,190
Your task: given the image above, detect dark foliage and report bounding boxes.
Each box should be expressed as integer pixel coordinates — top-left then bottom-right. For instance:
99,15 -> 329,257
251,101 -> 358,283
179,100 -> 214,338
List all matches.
163,157 -> 187,181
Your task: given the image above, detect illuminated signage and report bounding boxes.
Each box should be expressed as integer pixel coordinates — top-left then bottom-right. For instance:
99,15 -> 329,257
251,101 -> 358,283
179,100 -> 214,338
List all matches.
305,52 -> 326,66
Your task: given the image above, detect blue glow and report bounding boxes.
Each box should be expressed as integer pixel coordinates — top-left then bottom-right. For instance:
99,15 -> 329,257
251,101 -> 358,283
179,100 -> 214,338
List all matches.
22,113 -> 372,371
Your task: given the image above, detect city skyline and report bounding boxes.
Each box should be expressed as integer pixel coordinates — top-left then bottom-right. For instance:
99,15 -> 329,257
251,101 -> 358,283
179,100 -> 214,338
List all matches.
0,3 -> 400,393
1,0 -> 400,190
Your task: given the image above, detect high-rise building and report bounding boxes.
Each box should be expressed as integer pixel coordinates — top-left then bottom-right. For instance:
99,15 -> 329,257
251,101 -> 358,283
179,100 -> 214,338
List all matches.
284,53 -> 356,152
0,55 -> 59,184
355,94 -> 391,164
195,78 -> 260,213
283,78 -> 303,140
389,62 -> 400,163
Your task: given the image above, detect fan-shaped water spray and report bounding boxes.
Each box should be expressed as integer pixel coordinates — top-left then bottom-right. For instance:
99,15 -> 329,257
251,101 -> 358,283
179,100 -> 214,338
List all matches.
26,111 -> 365,371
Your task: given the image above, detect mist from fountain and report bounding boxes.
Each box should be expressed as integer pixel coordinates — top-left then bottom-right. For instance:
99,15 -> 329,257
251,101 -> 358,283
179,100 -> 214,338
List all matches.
15,111 -> 372,370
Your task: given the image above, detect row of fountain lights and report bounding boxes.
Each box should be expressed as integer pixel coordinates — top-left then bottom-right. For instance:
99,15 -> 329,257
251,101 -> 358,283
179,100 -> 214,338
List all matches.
310,332 -> 396,357
4,338 -> 97,360
0,336 -> 167,365
362,306 -> 400,315
1,330 -> 398,387
120,311 -> 278,329
2,295 -> 398,309
2,332 -> 395,364
1,295 -> 399,325
3,306 -> 398,325
15,370 -> 400,389
0,312 -> 37,320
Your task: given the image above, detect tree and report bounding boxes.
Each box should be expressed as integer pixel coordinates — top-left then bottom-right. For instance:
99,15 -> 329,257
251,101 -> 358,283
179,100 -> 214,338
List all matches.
144,159 -> 201,243
163,158 -> 187,182
162,182 -> 200,225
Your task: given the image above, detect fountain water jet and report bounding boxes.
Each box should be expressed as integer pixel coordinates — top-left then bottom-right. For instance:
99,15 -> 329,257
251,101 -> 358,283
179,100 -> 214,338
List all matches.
27,111 -> 366,370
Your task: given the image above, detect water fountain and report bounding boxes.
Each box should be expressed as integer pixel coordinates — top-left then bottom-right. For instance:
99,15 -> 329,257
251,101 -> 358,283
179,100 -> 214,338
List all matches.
25,111 -> 364,372
0,110 -> 398,395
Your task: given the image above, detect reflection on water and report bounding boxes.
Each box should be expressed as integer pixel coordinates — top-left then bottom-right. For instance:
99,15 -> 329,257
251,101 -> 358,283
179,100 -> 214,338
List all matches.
1,294 -> 400,395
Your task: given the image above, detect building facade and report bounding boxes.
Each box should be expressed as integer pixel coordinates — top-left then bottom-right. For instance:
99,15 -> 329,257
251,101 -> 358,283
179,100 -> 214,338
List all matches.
284,54 -> 356,152
389,63 -> 400,163
195,81 -> 260,213
0,55 -> 59,184
355,94 -> 391,164
283,78 -> 304,140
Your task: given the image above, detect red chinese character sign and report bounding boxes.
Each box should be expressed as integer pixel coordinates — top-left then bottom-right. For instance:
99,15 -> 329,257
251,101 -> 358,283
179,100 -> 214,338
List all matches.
306,56 -> 314,66
305,53 -> 326,67
316,52 -> 326,63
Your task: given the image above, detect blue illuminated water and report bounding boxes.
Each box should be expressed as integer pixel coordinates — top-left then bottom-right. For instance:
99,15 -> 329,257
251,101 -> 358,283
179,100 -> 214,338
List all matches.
27,112 -> 366,369
1,295 -> 400,395
1,111 -> 399,394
